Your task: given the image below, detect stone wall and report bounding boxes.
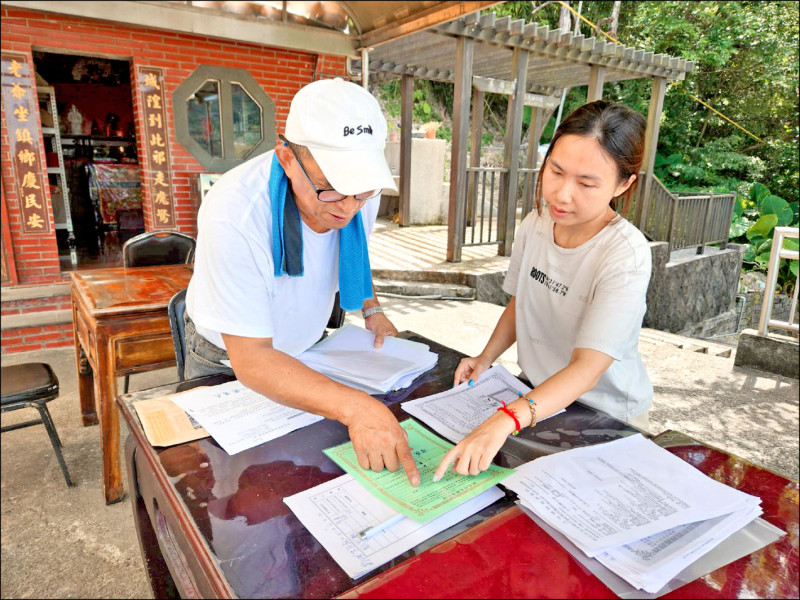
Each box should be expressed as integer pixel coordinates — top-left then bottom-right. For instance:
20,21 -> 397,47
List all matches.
738,290 -> 795,332
644,242 -> 746,334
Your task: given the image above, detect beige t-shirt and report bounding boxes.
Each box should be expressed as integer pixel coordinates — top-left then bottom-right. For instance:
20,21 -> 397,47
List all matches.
503,210 -> 653,420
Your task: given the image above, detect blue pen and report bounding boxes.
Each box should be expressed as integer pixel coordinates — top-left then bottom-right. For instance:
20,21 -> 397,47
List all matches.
358,513 -> 405,540
468,379 -> 474,387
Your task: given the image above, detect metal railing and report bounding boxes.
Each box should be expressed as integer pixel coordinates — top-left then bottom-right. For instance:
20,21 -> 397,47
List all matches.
464,166 -> 507,247
758,227 -> 799,336
518,167 -> 541,217
640,176 -> 737,253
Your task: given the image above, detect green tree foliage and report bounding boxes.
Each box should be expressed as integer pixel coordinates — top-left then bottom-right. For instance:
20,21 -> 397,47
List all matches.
490,1 -> 799,289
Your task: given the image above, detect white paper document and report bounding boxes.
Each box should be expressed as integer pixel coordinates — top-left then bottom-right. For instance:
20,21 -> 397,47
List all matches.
402,365 -> 562,443
169,381 -> 324,455
284,473 -> 504,579
506,434 -> 767,593
505,434 -> 760,556
296,324 -> 438,394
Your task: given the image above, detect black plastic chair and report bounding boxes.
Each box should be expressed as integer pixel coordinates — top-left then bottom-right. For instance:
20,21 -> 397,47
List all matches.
1,363 -> 74,487
122,230 -> 196,269
121,231 -> 196,392
167,289 -> 189,382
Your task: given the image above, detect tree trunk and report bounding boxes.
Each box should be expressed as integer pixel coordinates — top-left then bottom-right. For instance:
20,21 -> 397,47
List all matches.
609,1 -> 621,37
558,2 -> 571,32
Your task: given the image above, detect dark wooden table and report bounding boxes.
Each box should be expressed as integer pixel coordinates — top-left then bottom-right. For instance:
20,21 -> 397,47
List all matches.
70,263 -> 193,504
117,332 -> 799,599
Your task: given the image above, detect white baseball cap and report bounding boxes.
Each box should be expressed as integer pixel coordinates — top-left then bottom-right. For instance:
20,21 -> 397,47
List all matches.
284,78 -> 398,195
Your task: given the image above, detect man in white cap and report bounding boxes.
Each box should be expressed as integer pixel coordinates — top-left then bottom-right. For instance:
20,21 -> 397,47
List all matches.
185,78 -> 420,486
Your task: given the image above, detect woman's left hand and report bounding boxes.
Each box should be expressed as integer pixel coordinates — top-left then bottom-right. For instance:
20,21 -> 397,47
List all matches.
432,411 -> 517,480
365,311 -> 399,348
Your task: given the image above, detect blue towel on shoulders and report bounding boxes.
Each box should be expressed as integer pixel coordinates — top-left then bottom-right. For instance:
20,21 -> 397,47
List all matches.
269,152 -> 373,311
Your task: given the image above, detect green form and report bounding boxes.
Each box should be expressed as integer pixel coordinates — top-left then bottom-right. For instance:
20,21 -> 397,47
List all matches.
323,419 -> 514,522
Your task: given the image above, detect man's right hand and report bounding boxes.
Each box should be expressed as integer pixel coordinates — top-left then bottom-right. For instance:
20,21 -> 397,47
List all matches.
346,397 -> 420,487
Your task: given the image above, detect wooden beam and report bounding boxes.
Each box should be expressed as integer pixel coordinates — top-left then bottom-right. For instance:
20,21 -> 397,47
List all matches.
399,74 -> 413,227
498,48 -> 529,256
587,64 -> 606,101
467,87 -> 485,227
471,76 -> 559,108
358,1 -> 501,48
447,36 -> 474,262
636,76 -> 668,229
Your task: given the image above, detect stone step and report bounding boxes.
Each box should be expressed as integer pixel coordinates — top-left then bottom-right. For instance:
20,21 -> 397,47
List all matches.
639,328 -> 734,358
373,278 -> 476,300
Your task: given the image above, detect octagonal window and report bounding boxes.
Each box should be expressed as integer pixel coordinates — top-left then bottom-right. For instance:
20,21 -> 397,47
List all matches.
174,65 -> 275,172
232,83 -> 262,159
187,79 -> 222,157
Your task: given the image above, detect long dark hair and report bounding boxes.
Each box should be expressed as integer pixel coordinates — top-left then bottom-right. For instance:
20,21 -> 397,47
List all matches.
534,100 -> 646,217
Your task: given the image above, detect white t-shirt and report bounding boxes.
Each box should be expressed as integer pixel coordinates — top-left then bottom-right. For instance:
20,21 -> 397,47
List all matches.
186,150 -> 379,357
503,210 -> 653,420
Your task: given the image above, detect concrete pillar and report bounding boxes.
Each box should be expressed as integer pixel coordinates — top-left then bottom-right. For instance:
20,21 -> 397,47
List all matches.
587,65 -> 606,102
399,74 -> 413,226
360,48 -> 369,88
636,76 -> 667,229
498,48 -> 529,257
467,87 -> 484,227
446,35 -> 474,263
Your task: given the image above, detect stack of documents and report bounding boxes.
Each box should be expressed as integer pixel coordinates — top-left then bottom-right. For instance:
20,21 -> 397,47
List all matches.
504,434 -> 769,594
170,381 -> 323,455
285,419 -> 514,579
402,365 -> 562,443
297,324 -> 438,394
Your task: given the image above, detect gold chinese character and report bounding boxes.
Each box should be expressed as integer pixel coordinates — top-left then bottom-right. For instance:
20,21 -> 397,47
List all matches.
24,193 -> 42,209
26,212 -> 45,229
15,128 -> 33,144
148,113 -> 162,128
156,208 -> 170,224
18,149 -> 36,167
20,171 -> 40,189
8,59 -> 23,77
13,105 -> 29,122
149,132 -> 165,147
144,72 -> 161,90
153,171 -> 169,187
146,94 -> 162,110
154,190 -> 169,205
152,150 -> 166,165
11,82 -> 26,100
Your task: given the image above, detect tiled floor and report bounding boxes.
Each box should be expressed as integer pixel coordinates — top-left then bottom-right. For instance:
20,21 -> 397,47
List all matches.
369,217 -> 511,274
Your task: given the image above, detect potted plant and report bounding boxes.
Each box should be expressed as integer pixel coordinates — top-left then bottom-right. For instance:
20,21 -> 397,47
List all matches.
421,121 -> 441,139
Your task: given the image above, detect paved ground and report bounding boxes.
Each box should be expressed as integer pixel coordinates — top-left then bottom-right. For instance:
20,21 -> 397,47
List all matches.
1,297 -> 798,599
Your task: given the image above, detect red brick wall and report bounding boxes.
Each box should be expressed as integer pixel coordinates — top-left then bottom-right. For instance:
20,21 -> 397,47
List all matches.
1,294 -> 72,316
1,6 -> 348,286
1,323 -> 74,353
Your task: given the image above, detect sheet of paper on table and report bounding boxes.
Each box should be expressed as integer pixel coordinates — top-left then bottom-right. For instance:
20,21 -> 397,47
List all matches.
296,324 -> 438,394
401,364 -> 563,443
132,389 -> 209,447
520,505 -> 784,598
324,419 -> 514,522
505,434 -> 774,593
169,380 -> 323,455
284,472 -> 504,579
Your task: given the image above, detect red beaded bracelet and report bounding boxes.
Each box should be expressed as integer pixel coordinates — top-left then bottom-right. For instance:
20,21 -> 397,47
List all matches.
497,400 -> 520,435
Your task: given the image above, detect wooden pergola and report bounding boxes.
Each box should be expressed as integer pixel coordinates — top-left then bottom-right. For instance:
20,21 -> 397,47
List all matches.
355,12 -> 695,261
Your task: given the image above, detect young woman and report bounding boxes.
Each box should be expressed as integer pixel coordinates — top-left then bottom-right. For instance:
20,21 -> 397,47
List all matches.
434,100 -> 653,481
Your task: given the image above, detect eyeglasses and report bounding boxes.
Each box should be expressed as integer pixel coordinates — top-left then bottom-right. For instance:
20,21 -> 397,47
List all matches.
280,135 -> 381,203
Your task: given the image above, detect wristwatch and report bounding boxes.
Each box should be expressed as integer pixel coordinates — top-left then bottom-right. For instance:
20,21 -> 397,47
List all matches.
362,306 -> 384,319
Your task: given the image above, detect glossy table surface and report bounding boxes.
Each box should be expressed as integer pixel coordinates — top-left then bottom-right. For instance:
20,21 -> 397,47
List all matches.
71,263 -> 193,315
119,333 -> 798,599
